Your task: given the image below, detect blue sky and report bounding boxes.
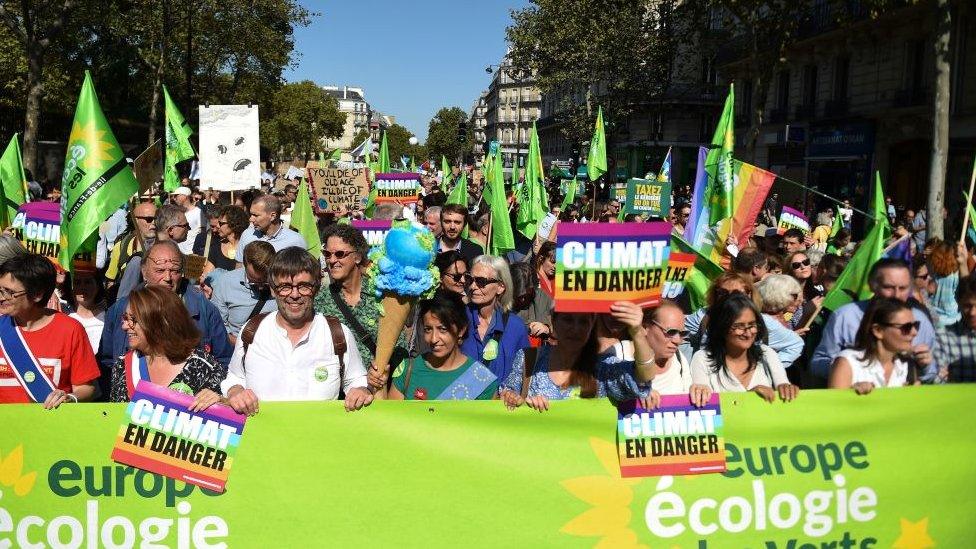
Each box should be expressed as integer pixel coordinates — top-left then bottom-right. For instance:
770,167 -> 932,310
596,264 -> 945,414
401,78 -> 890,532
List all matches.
284,0 -> 530,142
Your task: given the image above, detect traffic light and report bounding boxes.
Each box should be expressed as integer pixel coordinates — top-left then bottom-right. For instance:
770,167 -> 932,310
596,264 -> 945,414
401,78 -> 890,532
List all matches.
457,121 -> 468,143
570,144 -> 581,175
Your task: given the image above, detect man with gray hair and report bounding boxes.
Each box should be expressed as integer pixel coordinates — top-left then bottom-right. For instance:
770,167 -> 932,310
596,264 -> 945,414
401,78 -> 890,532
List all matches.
97,240 -> 234,398
423,206 -> 442,238
115,204 -> 189,299
236,194 -> 307,263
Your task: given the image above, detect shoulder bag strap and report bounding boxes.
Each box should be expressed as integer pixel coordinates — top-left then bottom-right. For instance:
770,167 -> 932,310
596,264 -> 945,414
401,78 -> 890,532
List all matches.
240,311 -> 272,366
329,284 -> 377,352
324,315 -> 347,381
244,289 -> 271,322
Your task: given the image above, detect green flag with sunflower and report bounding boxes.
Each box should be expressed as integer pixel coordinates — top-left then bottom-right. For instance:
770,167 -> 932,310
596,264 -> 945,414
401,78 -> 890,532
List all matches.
58,71 -> 140,271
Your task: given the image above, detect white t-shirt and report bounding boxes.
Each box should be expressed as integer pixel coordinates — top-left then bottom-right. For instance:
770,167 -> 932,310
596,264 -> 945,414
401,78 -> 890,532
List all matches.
68,311 -> 105,354
839,207 -> 853,223
652,353 -> 693,395
836,348 -> 909,388
221,313 -> 366,401
690,345 -> 789,392
178,205 -> 202,255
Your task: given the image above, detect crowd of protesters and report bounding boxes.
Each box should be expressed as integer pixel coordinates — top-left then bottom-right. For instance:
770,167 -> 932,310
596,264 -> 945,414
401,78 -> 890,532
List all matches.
1,165 -> 973,415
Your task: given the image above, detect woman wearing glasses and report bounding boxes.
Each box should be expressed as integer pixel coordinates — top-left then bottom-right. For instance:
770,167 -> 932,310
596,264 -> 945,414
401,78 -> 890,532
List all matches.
828,297 -> 926,393
786,251 -> 824,330
109,286 -> 226,410
460,255 -> 531,385
690,294 -> 799,402
315,224 -> 405,370
435,250 -> 469,298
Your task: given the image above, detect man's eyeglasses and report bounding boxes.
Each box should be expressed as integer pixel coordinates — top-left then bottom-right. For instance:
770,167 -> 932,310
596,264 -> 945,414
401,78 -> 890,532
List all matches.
467,275 -> 499,288
272,282 -> 318,297
914,272 -> 930,281
651,320 -> 689,340
791,258 -> 811,269
171,223 -> 190,230
881,321 -> 920,335
134,216 -> 155,223
323,250 -> 356,260
0,288 -> 27,301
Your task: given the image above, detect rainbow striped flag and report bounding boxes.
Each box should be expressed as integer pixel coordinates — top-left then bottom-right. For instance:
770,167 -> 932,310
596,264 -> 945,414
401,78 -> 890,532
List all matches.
617,393 -> 726,477
691,159 -> 777,264
554,222 -> 672,313
112,380 -> 246,493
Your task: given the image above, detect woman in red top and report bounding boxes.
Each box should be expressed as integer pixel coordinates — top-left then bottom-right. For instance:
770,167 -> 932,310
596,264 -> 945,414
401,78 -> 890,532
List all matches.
0,254 -> 100,408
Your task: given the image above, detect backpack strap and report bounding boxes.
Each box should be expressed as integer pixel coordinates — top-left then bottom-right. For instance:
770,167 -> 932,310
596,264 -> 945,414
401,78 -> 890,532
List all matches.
240,311 -> 272,363
324,315 -> 347,381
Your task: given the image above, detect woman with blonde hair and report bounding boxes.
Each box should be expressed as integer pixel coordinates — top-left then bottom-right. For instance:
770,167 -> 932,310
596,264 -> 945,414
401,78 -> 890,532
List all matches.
109,286 -> 226,411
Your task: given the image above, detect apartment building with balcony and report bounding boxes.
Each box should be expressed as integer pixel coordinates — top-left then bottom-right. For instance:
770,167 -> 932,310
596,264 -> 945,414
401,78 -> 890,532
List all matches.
321,85 -> 372,150
481,55 -> 542,169
470,92 -> 489,164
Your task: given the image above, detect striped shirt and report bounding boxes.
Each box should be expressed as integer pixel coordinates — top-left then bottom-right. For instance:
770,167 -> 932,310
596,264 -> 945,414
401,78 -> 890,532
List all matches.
934,321 -> 976,382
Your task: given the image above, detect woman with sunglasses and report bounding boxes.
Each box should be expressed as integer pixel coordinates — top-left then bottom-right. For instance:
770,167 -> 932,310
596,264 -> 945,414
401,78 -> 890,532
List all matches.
910,259 -> 933,312
110,286 -> 225,411
828,297 -> 925,393
203,205 -> 248,277
315,224 -> 404,370
690,294 -> 799,402
603,300 -> 713,406
786,251 -> 823,329
435,250 -> 469,299
460,255 -> 531,385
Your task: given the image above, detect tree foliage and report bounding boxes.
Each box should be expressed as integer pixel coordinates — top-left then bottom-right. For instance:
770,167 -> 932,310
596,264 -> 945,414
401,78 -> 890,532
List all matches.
425,106 -> 471,164
506,0 -> 678,145
384,123 -> 426,166
0,0 -> 314,176
261,81 -> 345,160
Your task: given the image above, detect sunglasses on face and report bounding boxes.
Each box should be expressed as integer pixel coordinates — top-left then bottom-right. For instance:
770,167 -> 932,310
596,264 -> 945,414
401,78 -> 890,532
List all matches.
467,275 -> 499,288
134,216 -> 155,223
791,258 -> 811,269
651,320 -> 689,340
881,321 -> 920,335
323,250 -> 356,260
444,272 -> 468,284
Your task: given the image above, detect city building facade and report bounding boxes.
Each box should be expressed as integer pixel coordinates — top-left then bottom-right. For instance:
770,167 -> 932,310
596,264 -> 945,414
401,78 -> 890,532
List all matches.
481,55 -> 542,169
322,85 -> 371,150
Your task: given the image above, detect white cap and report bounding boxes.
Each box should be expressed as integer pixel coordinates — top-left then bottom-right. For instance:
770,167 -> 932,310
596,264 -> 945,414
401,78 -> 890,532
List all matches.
171,186 -> 192,196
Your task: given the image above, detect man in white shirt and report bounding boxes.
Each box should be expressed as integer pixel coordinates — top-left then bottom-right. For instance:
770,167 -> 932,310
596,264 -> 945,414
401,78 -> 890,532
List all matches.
171,185 -> 202,255
235,195 -> 308,263
221,247 -> 372,412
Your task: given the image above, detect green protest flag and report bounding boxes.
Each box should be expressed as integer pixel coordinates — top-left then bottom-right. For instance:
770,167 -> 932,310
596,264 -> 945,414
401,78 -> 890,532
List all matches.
446,170 -> 468,207
671,233 -> 724,310
826,206 -> 844,254
586,106 -> 606,182
0,134 -> 28,228
163,84 -> 195,192
410,157 -> 416,173
822,172 -> 890,311
516,122 -> 548,239
705,83 -> 735,226
59,71 -> 140,271
559,177 -> 578,211
486,148 -> 515,255
329,149 -> 342,161
379,131 -> 390,173
364,185 -> 378,219
441,155 -> 451,192
290,180 -> 321,259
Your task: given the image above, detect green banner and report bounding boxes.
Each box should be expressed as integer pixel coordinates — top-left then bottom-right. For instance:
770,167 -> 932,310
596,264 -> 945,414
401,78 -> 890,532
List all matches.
2,387 -> 973,547
624,177 -> 671,219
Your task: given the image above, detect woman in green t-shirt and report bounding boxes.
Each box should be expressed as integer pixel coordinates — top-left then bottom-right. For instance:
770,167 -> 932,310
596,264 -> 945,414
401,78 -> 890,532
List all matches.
385,292 -> 498,401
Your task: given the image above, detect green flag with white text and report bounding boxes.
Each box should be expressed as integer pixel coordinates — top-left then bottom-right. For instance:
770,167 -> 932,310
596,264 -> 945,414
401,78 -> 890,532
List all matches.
705,84 -> 735,226
59,71 -> 140,271
290,180 -> 321,259
163,85 -> 195,192
487,148 -> 514,255
587,106 -> 606,182
0,133 -> 27,228
559,177 -> 577,212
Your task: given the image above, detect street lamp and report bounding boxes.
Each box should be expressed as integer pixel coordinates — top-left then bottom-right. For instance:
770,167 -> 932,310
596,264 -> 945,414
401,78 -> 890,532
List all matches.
408,136 -> 418,146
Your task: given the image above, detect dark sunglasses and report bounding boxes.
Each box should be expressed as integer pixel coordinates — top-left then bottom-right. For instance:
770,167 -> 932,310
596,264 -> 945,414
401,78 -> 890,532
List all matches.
467,275 -> 499,288
134,215 -> 155,223
791,258 -> 811,269
323,250 -> 356,260
444,272 -> 468,283
651,320 -> 689,340
881,321 -> 921,335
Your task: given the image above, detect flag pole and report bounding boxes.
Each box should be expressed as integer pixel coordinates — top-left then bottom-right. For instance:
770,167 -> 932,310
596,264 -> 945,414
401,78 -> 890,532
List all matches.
959,156 -> 976,243
486,212 -> 493,254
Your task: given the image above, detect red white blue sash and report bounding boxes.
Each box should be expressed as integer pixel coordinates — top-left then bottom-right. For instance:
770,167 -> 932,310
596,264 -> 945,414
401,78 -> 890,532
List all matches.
0,315 -> 57,403
124,350 -> 150,399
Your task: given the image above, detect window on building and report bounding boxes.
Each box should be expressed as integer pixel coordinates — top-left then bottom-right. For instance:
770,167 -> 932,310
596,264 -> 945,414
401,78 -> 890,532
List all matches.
777,70 -> 790,111
802,65 -> 817,107
833,56 -> 850,101
904,38 -> 927,98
